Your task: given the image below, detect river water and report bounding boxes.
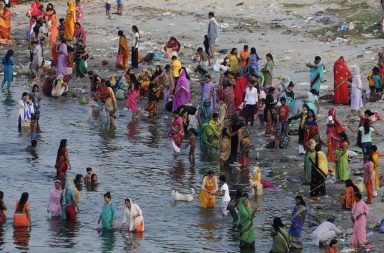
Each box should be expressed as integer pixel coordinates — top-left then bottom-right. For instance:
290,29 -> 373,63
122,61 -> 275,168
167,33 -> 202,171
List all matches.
0,83 -> 325,253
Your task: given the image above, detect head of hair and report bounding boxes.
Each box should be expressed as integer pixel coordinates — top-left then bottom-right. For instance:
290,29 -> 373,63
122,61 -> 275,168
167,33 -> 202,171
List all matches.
132,25 -> 139,33
91,173 -> 97,181
86,167 -> 93,172
355,191 -> 362,200
250,47 -> 256,54
288,81 -> 294,87
266,53 -> 273,61
197,47 -> 203,52
56,139 -> 67,161
310,88 -> 319,96
32,84 -> 39,91
272,217 -> 284,231
124,198 -> 131,203
0,191 -> 3,200
295,195 -> 306,206
268,86 -> 275,93
364,109 -> 374,117
74,174 -> 83,183
373,67 -> 380,75
363,118 -> 370,134
31,139 -> 37,147
165,64 -> 171,70
234,189 -> 243,199
59,18 -> 64,23
118,30 -> 123,36
370,145 -> 378,152
329,239 -> 338,247
280,97 -> 286,102
315,56 -> 321,62
208,12 -> 214,17
104,191 -> 111,199
243,45 -> 249,50
171,55 -> 177,60
219,175 -> 226,182
181,67 -> 190,80
16,192 -> 29,213
221,128 -> 230,138
207,170 -> 215,176
5,49 -> 13,64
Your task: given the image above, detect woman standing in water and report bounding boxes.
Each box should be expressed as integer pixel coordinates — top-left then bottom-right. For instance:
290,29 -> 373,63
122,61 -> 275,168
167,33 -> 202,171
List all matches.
1,49 -> 14,91
98,192 -> 116,230
238,193 -> 256,249
62,177 -> 80,222
13,192 -> 31,228
47,180 -> 62,217
198,171 -> 218,208
169,112 -> 185,153
120,198 -> 144,232
55,139 -> 71,179
270,217 -> 289,253
18,92 -> 34,129
30,84 -> 42,125
288,196 -> 306,249
125,68 -> 140,121
0,191 -> 7,224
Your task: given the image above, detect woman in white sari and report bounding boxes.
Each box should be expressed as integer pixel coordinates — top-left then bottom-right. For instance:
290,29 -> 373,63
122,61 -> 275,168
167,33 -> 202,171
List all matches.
18,92 -> 35,129
119,198 -> 144,232
350,65 -> 363,114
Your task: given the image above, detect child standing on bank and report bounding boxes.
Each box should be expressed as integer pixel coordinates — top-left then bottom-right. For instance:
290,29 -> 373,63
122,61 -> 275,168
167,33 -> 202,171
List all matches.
105,0 -> 111,19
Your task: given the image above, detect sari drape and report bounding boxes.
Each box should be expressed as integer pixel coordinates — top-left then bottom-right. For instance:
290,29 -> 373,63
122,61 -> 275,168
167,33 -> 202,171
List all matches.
351,200 -> 368,246
333,56 -> 351,104
271,228 -> 289,253
201,119 -> 220,149
233,77 -> 248,110
64,1 -> 76,41
238,197 -> 256,248
202,81 -> 216,111
335,145 -> 349,181
118,35 -> 129,68
170,116 -> 185,152
220,137 -> 231,165
0,7 -> 11,43
310,152 -> 328,197
198,176 -> 217,208
288,204 -> 306,248
172,69 -> 191,112
340,186 -> 355,209
49,13 -> 58,44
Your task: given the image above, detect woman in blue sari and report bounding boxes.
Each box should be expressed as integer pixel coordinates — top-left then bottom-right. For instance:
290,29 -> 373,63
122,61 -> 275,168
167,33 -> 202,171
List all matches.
288,195 -> 306,249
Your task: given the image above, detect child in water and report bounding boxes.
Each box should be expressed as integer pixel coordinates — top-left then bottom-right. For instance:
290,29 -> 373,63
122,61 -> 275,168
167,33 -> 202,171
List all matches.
325,239 -> 339,253
187,128 -> 197,162
30,114 -> 37,141
84,167 -> 93,184
26,140 -> 37,152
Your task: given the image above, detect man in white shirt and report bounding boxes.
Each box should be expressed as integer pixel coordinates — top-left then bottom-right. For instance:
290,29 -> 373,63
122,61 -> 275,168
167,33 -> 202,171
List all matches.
312,216 -> 342,246
219,175 -> 231,216
243,78 -> 258,127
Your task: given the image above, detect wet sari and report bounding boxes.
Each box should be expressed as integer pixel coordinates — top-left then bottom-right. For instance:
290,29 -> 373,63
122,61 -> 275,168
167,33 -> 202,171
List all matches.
271,228 -> 289,253
220,136 -> 231,165
61,178 -> 79,222
288,204 -> 306,249
0,6 -> 11,44
233,76 -> 248,109
238,197 -> 256,249
170,116 -> 185,152
64,0 -> 76,41
202,81 -> 216,112
198,176 -> 217,208
303,117 -> 319,146
310,151 -> 328,197
99,203 -> 116,230
223,85 -> 235,119
55,147 -> 70,179
201,119 -> 220,149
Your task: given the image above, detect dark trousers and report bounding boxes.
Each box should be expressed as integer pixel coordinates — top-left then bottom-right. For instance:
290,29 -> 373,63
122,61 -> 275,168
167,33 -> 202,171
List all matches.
244,104 -> 256,127
131,47 -> 138,68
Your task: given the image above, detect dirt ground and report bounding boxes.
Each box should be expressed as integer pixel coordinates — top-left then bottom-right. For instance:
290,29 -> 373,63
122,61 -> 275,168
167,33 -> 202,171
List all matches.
3,0 -> 384,252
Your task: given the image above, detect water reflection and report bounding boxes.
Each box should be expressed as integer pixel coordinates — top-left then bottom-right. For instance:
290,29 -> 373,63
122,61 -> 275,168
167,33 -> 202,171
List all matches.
121,231 -> 143,251
13,227 -> 30,250
169,159 -> 185,185
99,230 -> 116,253
2,92 -> 16,109
0,225 -> 5,248
60,221 -> 80,248
127,120 -> 138,141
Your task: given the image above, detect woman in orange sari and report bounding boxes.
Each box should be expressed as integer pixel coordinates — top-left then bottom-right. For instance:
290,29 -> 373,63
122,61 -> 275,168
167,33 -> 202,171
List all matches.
64,0 -> 76,41
118,30 -> 129,69
198,171 -> 218,208
333,56 -> 352,105
45,4 -> 58,44
0,0 -> 11,45
340,179 -> 359,210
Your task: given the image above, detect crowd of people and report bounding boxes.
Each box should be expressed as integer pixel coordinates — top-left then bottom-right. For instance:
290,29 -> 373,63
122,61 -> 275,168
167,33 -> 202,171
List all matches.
1,0 -> 384,251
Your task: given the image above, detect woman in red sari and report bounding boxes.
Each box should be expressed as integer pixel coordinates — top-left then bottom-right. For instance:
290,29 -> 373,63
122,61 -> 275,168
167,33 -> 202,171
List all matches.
169,112 -> 185,153
333,56 -> 352,104
0,0 -> 11,45
326,108 -> 345,162
55,139 -> 71,179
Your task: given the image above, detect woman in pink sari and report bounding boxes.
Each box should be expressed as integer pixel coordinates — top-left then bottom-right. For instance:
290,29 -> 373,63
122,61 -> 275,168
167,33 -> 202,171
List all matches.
125,68 -> 140,121
27,0 -> 44,29
169,113 -> 185,153
172,67 -> 191,112
47,180 -> 62,217
75,0 -> 83,23
351,192 -> 368,247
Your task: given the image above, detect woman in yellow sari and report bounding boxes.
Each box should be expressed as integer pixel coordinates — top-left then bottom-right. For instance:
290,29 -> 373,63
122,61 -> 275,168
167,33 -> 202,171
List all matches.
198,171 -> 218,208
64,0 -> 76,41
0,0 -> 11,45
117,30 -> 129,69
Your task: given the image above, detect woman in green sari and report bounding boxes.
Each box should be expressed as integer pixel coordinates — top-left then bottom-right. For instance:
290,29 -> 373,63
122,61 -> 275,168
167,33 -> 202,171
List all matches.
74,39 -> 88,78
238,194 -> 256,249
201,113 -> 221,149
335,133 -> 349,181
270,217 -> 289,253
261,53 -> 274,86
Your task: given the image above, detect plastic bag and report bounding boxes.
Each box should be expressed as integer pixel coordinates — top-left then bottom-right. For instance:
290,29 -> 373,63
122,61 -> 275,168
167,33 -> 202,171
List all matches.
380,219 -> 384,233
116,54 -> 124,68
